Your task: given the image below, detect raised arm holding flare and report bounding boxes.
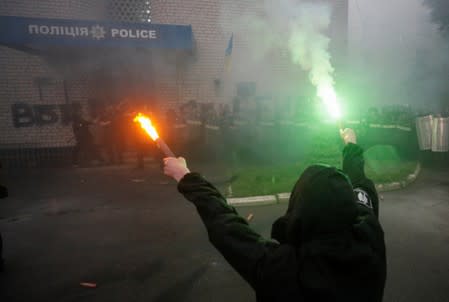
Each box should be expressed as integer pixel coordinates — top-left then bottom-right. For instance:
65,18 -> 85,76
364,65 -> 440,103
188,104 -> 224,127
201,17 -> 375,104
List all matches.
163,128 -> 386,302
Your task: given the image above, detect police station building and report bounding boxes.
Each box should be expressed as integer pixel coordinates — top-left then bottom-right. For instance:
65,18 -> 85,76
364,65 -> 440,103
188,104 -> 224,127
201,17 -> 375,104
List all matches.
0,0 -> 348,166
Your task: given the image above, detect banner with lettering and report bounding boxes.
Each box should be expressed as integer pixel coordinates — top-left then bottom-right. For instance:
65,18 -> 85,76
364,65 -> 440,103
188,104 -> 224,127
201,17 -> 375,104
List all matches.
0,16 -> 193,50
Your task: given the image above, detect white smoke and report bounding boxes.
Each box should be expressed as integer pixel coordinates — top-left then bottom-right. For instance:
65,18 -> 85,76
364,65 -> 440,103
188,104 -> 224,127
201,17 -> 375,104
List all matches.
287,2 -> 340,118
218,1 -> 340,117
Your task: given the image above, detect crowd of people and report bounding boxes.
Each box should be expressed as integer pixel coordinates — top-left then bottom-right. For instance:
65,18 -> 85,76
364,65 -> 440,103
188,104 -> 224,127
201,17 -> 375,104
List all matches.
71,100 -> 162,167
70,96 -> 322,166
71,97 -> 423,167
363,105 -> 415,126
2,116 -> 388,301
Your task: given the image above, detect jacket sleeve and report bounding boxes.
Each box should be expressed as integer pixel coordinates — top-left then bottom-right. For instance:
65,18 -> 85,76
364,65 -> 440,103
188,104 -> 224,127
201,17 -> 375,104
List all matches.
0,184 -> 7,199
177,172 -> 279,289
342,143 -> 380,217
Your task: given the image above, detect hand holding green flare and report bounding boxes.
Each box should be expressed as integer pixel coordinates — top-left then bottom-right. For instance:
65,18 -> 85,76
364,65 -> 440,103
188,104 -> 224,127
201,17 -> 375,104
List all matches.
340,128 -> 357,145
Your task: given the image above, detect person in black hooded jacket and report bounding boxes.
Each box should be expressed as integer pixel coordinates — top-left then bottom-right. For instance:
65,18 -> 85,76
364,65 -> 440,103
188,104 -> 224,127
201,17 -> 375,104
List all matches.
163,128 -> 386,302
0,167 -> 7,272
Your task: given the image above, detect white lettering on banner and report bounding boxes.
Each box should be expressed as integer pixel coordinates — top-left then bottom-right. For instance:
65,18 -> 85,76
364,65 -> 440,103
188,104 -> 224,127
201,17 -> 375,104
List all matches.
29,24 -> 93,37
39,25 -> 49,34
64,27 -> 76,37
119,29 -> 128,37
140,30 -> 148,38
110,28 -> 157,39
79,27 -> 89,36
29,25 -> 39,34
49,26 -> 60,35
111,28 -> 119,37
29,24 -> 159,40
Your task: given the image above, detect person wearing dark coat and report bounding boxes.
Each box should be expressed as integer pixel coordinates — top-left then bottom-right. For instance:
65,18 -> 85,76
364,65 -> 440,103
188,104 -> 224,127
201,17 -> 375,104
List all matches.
71,107 -> 104,166
163,128 -> 386,302
0,178 -> 8,272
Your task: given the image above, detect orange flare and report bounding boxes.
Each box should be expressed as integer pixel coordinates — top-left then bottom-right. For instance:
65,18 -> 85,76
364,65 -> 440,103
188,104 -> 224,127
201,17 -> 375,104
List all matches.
133,113 -> 159,141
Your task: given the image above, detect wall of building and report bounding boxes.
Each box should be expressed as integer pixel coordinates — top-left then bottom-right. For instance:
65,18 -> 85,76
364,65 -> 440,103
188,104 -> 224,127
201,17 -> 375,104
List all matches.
0,0 -> 348,152
150,0 -> 301,107
0,0 -> 108,148
0,0 -> 106,19
151,0 -> 348,108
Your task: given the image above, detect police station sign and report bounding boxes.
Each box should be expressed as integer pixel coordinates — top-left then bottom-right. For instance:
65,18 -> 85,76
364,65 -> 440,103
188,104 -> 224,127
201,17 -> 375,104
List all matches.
0,16 -> 193,50
28,24 -> 157,40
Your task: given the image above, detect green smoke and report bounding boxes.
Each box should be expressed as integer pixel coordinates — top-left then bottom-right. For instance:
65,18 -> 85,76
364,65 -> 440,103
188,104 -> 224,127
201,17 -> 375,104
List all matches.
288,2 -> 341,119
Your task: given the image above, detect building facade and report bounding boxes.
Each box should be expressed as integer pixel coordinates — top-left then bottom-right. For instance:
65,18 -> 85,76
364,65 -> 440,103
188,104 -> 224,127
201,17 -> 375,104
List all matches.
0,0 -> 347,165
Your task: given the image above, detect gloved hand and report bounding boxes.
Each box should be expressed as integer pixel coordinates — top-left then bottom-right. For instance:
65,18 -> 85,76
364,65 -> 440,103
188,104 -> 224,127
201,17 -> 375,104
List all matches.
163,157 -> 191,182
340,128 -> 357,145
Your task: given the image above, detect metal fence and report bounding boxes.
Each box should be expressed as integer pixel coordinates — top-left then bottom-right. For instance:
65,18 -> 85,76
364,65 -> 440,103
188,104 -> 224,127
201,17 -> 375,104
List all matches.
0,145 -> 74,168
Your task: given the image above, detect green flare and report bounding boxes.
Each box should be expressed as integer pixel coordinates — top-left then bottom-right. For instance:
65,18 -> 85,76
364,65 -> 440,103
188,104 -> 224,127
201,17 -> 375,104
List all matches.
285,3 -> 342,121
318,84 -> 341,120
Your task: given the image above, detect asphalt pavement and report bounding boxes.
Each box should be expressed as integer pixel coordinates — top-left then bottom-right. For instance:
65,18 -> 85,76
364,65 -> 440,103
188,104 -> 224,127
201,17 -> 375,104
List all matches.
0,162 -> 448,302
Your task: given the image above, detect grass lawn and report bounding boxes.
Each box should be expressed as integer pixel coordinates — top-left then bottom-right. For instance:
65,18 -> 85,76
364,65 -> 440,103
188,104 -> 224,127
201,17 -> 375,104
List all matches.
229,130 -> 418,197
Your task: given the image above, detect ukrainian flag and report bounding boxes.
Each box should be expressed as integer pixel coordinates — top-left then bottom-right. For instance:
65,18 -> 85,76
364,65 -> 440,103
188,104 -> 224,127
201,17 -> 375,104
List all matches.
224,33 -> 233,72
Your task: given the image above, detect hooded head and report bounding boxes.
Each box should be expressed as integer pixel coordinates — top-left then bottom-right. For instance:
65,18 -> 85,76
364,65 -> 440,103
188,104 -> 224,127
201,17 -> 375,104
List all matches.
272,165 -> 358,246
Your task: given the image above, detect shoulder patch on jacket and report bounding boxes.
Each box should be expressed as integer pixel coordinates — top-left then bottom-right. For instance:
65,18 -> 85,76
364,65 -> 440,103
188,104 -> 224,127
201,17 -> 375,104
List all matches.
354,188 -> 373,209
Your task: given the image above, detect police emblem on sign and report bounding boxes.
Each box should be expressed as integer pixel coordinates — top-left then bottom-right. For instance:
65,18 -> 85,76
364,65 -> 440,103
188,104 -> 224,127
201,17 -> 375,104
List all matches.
90,25 -> 106,40
354,188 -> 373,209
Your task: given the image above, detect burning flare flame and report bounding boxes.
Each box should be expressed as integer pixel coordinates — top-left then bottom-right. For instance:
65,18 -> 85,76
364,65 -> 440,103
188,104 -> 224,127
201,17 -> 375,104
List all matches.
318,84 -> 341,120
133,113 -> 159,141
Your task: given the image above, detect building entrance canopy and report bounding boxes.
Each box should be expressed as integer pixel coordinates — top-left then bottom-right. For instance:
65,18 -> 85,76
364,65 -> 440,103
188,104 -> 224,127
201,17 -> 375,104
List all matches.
0,16 -> 193,50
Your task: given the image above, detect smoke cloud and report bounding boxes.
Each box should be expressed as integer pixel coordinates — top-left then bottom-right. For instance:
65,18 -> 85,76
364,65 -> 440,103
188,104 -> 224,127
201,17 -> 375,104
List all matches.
219,1 -> 340,117
287,2 -> 340,118
348,0 -> 449,113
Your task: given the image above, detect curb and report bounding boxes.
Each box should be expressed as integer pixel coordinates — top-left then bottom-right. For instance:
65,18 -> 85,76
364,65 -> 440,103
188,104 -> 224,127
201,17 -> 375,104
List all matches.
277,193 -> 291,203
226,162 -> 422,206
375,162 -> 421,192
227,195 -> 277,207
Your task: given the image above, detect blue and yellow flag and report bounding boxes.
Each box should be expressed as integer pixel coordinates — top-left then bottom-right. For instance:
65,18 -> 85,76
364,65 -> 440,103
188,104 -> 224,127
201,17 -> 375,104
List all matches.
224,33 -> 233,72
